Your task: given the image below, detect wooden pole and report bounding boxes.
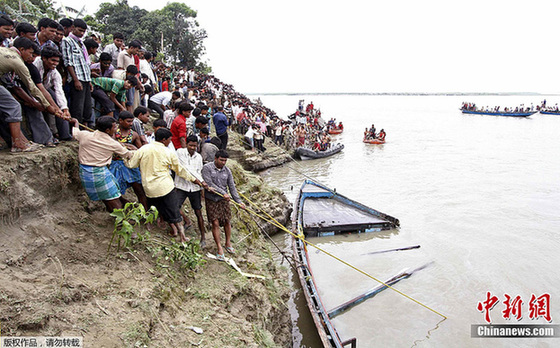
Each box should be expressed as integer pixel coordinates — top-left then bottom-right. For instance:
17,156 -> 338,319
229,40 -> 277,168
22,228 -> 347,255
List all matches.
327,262 -> 432,318
363,245 -> 421,256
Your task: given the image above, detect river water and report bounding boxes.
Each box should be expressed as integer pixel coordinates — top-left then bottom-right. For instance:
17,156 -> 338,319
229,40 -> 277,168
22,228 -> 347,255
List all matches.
256,94 -> 560,347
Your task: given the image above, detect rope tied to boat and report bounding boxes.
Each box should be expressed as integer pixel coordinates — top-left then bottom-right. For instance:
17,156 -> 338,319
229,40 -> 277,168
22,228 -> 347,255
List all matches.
217,189 -> 448,320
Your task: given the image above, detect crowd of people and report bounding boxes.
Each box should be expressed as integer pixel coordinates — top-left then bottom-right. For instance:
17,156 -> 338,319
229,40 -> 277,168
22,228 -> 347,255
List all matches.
291,102 -> 345,151
0,13 -> 299,260
536,99 -> 560,113
0,12 -> 360,258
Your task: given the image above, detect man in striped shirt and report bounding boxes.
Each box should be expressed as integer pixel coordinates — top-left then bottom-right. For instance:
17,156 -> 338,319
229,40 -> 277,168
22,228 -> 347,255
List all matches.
61,19 -> 92,127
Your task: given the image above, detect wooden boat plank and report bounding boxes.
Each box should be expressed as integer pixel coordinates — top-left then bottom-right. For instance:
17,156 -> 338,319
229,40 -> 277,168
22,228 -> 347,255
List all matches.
327,262 -> 431,318
302,185 -> 331,193
294,238 -> 344,348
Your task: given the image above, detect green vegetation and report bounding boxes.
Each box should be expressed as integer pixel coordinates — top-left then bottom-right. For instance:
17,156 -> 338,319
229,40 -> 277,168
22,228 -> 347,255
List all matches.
109,202 -> 158,251
109,202 -> 205,271
1,0 -> 61,22
2,0 -> 210,70
92,0 -> 208,68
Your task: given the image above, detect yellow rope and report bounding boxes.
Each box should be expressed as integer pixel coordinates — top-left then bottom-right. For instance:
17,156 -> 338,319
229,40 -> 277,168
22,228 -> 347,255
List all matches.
79,122 -> 95,132
232,191 -> 447,320
213,133 -> 446,319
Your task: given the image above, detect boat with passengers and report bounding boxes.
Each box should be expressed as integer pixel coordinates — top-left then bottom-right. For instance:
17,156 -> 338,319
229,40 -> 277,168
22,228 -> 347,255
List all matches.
460,103 -> 536,117
294,143 -> 344,160
539,109 -> 560,115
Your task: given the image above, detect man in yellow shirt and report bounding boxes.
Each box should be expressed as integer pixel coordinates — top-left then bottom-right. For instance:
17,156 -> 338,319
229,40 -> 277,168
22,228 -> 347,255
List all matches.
126,128 -> 207,242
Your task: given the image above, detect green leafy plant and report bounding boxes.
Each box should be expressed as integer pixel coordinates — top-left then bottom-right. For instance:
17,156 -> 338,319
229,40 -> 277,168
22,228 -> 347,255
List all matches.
109,202 -> 158,252
109,202 -> 205,271
146,239 -> 205,271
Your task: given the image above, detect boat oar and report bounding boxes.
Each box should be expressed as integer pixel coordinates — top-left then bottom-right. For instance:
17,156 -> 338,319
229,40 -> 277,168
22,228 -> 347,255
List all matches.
327,261 -> 433,318
362,245 -> 420,256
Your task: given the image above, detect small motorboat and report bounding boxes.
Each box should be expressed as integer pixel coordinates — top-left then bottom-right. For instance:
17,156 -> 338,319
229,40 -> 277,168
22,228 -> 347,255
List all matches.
363,138 -> 385,144
294,143 -> 344,160
328,128 -> 343,135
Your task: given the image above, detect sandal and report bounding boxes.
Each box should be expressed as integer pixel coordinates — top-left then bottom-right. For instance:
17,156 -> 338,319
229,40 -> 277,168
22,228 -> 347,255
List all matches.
199,240 -> 207,249
10,142 -> 42,154
216,253 -> 225,262
225,246 -> 236,255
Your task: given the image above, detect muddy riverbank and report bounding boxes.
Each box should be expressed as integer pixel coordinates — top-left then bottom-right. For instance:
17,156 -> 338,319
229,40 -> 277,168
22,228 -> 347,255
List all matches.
0,141 -> 294,347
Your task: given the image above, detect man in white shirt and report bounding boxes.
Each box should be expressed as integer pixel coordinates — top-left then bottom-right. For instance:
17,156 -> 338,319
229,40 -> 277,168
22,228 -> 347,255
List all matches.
149,90 -> 180,119
187,68 -> 195,86
146,119 -> 176,151
34,46 -> 72,140
139,50 -> 156,87
102,32 -> 124,68
175,134 -> 207,247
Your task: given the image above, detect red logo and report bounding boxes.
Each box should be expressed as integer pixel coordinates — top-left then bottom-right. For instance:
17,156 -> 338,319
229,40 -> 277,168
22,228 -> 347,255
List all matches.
477,292 -> 499,323
477,292 -> 551,323
529,293 -> 551,322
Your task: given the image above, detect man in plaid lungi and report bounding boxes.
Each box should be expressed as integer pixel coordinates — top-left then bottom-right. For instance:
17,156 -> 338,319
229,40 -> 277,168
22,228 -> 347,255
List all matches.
71,116 -> 133,212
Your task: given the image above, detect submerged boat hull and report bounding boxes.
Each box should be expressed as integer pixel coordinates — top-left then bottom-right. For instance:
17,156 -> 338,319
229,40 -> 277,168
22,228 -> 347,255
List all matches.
291,180 -> 399,347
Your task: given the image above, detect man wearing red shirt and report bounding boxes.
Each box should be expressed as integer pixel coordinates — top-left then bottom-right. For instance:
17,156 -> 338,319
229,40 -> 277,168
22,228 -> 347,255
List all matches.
161,77 -> 169,92
170,101 -> 193,149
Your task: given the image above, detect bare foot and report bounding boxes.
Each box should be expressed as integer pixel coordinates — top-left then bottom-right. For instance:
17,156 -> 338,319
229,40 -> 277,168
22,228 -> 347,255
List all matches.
178,231 -> 188,243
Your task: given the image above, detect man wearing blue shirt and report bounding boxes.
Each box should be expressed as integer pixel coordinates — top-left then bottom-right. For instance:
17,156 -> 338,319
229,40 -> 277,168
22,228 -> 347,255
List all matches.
212,105 -> 229,149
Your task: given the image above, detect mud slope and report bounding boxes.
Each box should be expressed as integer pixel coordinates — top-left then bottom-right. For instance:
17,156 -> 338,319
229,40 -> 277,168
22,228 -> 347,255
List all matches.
0,144 -> 292,347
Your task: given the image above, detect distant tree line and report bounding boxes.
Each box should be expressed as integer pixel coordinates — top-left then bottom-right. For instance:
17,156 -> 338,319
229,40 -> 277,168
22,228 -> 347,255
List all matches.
1,0 -> 210,71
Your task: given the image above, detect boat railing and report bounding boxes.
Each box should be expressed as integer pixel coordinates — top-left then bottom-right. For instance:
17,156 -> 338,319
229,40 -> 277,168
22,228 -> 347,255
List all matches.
341,338 -> 357,348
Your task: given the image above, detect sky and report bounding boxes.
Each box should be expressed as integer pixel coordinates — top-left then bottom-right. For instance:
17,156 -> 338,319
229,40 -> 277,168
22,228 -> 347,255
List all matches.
62,0 -> 560,94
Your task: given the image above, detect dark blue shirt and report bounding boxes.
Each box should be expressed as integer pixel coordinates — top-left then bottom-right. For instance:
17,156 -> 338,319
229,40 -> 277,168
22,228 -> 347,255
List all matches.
213,112 -> 229,135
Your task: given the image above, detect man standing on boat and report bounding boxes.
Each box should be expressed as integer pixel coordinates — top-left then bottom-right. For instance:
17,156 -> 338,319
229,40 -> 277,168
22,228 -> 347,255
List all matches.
201,149 -> 246,261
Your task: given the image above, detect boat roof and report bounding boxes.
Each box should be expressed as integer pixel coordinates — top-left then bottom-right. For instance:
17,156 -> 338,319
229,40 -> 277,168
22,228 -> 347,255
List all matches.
297,180 -> 398,236
303,198 -> 388,230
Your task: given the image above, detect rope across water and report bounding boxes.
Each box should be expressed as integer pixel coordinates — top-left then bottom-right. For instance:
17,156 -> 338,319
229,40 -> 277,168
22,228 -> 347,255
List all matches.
218,186 -> 448,320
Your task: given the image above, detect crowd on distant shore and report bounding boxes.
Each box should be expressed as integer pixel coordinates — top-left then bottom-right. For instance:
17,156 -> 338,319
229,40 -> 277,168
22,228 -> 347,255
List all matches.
0,13 -> 294,260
